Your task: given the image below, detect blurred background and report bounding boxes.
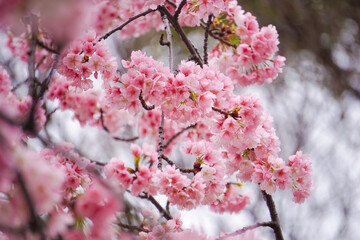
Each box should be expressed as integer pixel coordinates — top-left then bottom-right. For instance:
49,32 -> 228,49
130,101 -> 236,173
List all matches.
1,0 -> 360,239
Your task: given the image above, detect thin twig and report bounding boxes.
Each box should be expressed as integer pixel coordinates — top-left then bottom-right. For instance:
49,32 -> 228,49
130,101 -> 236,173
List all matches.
200,22 -> 237,48
23,54 -> 60,134
158,6 -> 203,66
262,191 -> 285,240
174,0 -> 187,20
161,12 -> 174,72
160,154 -> 197,174
147,195 -> 172,220
139,90 -> 155,110
216,221 -> 276,240
159,154 -> 175,165
165,0 -> 177,8
163,123 -> 197,149
36,40 -> 60,54
157,111 -> 165,169
118,222 -> 149,233
203,15 -> 213,65
99,9 -> 156,41
99,108 -> 139,142
212,106 -> 240,119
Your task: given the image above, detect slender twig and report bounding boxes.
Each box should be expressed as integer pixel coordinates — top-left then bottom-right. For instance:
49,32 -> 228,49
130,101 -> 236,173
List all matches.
36,40 -> 60,54
146,195 -> 172,220
99,108 -> 139,142
174,0 -> 187,20
157,111 -> 165,169
163,123 -> 197,149
160,34 -> 170,47
212,106 -> 240,119
262,191 -> 284,240
99,9 -> 156,41
216,221 -> 276,240
203,15 -> 213,65
139,90 -> 155,110
160,154 -> 197,174
112,136 -> 139,142
200,23 -> 237,48
118,222 -> 149,233
159,154 -> 175,165
23,54 -> 60,134
158,6 -> 203,66
161,12 -> 174,72
165,0 -> 177,8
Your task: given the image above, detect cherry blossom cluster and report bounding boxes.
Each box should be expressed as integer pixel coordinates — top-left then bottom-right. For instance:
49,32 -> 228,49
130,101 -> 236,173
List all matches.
91,0 -> 169,39
208,2 -> 286,86
177,0 -> 233,27
111,50 -> 234,124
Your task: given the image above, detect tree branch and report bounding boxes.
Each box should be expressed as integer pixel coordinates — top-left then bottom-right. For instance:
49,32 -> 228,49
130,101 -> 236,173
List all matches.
262,191 -> 284,240
99,108 -> 139,142
140,194 -> 172,220
98,9 -> 156,41
161,11 -> 174,72
163,123 -> 197,149
158,6 -> 203,66
174,0 -> 187,20
139,90 -> 155,110
216,221 -> 276,240
157,111 -> 165,169
36,39 -> 60,54
203,15 -> 213,65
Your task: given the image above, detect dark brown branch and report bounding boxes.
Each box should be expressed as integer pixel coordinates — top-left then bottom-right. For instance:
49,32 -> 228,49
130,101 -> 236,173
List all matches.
140,194 -> 172,220
99,9 -> 156,41
174,0 -> 187,20
163,123 -> 197,149
216,221 -> 276,240
139,90 -> 155,110
36,40 -> 60,54
262,191 -> 284,240
203,15 -> 213,65
160,154 -> 197,174
160,34 -> 170,46
200,23 -> 237,48
212,106 -> 239,119
165,0 -> 177,8
158,6 -> 203,67
159,154 -> 175,166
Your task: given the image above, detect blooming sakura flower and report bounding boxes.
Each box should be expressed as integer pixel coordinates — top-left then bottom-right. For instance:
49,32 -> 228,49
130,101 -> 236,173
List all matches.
211,185 -> 250,213
104,158 -> 132,191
